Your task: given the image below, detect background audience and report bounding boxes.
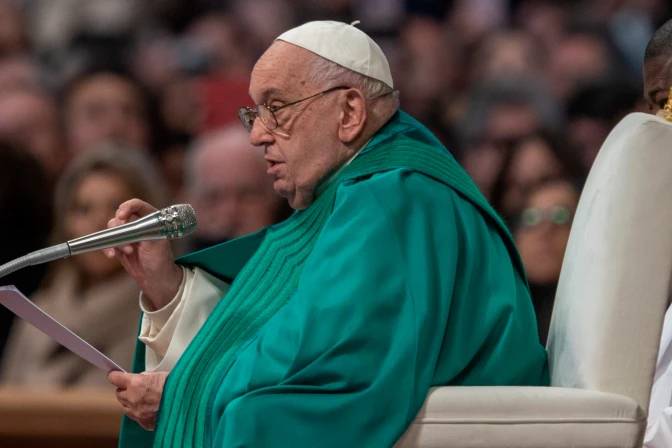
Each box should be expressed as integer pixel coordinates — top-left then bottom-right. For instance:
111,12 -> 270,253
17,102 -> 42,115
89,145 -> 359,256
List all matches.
182,125 -> 292,254
0,0 -> 668,387
0,147 -> 164,387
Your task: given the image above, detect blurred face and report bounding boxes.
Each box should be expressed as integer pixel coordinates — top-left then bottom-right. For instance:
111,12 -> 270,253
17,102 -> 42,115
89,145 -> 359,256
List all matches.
398,18 -> 451,115
191,138 -> 285,242
186,14 -> 251,76
161,77 -> 204,134
248,42 -> 352,209
462,104 -> 539,198
0,59 -> 40,93
0,90 -> 63,177
65,171 -> 133,280
548,36 -> 610,100
66,74 -> 149,156
475,33 -> 540,80
517,0 -> 566,53
501,137 -> 563,216
515,182 -> 579,285
643,56 -> 672,115
0,0 -> 26,55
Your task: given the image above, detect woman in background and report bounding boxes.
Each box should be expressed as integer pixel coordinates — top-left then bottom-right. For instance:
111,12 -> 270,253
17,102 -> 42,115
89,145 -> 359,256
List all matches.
513,178 -> 581,345
0,145 -> 165,388
488,130 -> 585,222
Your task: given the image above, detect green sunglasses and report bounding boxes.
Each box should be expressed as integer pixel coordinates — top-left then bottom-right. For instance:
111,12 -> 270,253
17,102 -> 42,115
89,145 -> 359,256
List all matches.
520,206 -> 573,228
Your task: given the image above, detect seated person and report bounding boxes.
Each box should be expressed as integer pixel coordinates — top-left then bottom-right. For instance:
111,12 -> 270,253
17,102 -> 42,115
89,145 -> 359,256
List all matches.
639,18 -> 672,447
0,146 -> 165,388
107,21 -> 548,447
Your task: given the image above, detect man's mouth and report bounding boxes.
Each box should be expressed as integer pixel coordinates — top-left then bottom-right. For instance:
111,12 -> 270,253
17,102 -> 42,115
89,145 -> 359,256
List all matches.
266,160 -> 284,175
265,155 -> 284,172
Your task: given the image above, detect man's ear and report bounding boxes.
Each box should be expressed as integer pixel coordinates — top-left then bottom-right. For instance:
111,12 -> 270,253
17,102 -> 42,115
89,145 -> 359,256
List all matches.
338,88 -> 367,144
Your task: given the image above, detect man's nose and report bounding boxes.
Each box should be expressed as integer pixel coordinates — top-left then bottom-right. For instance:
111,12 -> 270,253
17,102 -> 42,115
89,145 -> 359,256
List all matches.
249,119 -> 274,147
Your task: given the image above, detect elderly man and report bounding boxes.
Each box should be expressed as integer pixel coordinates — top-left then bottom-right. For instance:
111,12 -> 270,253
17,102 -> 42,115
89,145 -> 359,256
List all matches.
182,125 -> 291,252
108,21 -> 548,448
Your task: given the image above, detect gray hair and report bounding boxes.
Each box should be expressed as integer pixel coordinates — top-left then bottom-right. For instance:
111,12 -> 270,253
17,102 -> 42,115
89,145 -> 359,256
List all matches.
183,124 -> 261,193
306,56 -> 399,113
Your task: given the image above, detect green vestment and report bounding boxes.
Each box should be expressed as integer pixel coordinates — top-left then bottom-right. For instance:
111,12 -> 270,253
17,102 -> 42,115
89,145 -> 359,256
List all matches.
119,111 -> 549,448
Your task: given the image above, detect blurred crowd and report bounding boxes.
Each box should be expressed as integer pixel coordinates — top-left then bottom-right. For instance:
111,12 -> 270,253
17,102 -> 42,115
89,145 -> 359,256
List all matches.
0,0 -> 667,388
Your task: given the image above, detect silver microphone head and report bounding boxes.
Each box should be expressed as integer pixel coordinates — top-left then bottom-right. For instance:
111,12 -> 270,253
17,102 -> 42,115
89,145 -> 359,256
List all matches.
158,204 -> 198,239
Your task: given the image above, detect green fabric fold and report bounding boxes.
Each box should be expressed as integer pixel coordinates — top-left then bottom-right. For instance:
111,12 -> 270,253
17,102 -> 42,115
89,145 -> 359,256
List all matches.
119,110 -> 527,448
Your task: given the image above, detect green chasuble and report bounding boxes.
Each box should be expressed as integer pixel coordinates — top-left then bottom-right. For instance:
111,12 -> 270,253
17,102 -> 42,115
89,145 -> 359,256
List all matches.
119,110 -> 549,448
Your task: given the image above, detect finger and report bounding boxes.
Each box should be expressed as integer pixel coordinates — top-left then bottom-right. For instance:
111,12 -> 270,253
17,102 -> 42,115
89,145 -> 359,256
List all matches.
107,217 -> 127,229
108,248 -> 126,265
117,199 -> 158,221
114,247 -> 135,263
108,370 -> 132,389
139,419 -> 155,431
116,388 -> 130,406
113,248 -> 136,271
121,406 -> 155,431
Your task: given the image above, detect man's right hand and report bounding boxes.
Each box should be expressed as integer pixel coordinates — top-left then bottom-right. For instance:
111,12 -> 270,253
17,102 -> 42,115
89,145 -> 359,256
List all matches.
105,199 -> 184,310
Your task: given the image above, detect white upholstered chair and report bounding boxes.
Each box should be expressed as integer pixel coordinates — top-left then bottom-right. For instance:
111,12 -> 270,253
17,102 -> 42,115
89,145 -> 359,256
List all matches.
396,113 -> 672,448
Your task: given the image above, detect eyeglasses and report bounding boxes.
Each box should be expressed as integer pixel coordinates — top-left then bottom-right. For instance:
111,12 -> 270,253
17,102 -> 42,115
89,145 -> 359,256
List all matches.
237,85 -> 350,133
520,206 -> 573,228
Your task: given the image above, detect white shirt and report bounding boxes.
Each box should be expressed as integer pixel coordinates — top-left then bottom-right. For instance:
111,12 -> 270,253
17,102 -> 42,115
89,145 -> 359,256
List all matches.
139,267 -> 228,371
645,305 -> 672,448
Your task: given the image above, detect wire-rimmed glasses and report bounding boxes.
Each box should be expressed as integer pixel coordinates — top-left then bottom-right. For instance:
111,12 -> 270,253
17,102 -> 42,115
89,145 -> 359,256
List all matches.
237,85 -> 350,133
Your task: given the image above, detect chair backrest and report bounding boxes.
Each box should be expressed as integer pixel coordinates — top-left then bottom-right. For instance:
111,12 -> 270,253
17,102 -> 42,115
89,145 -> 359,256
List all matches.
547,113 -> 672,411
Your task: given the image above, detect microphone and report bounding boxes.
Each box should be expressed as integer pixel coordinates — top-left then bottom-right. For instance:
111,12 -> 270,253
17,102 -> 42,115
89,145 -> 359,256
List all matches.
0,204 -> 197,280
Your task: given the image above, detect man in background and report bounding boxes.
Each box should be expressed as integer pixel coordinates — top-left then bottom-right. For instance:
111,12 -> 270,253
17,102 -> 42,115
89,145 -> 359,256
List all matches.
641,17 -> 672,448
182,125 -> 291,252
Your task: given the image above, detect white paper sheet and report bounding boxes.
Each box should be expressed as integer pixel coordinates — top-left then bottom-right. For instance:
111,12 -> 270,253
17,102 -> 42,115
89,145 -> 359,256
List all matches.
0,285 -> 125,372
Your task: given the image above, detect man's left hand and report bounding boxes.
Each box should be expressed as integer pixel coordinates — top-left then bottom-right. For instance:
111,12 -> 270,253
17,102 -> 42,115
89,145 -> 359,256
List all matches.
108,370 -> 168,431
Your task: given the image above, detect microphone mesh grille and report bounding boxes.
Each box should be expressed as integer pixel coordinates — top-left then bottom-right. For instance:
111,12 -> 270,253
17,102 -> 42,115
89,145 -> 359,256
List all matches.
173,204 -> 198,235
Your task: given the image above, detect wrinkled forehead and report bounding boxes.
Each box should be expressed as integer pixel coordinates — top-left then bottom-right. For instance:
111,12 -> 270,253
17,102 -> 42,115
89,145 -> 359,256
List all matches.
249,41 -> 318,103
